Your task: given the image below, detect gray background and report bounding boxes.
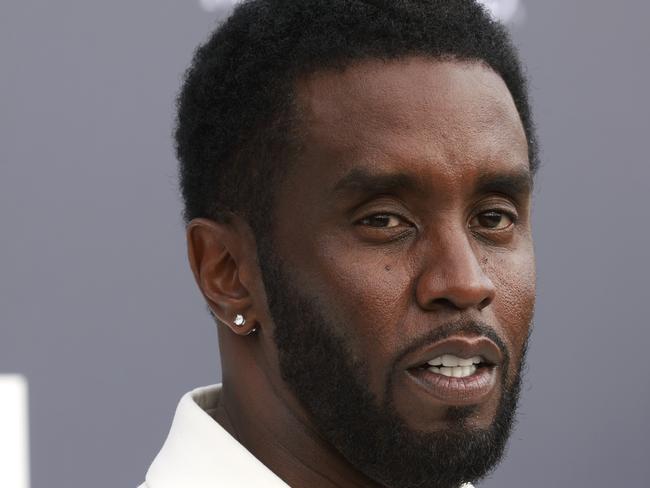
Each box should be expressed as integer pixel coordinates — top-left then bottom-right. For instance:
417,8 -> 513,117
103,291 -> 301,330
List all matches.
1,1 -> 648,487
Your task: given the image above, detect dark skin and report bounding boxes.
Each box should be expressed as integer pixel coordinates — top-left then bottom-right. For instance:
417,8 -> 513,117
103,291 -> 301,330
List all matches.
187,58 -> 535,487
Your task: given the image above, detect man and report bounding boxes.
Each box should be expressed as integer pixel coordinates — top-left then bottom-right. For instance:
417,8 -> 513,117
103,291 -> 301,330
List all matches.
140,1 -> 538,487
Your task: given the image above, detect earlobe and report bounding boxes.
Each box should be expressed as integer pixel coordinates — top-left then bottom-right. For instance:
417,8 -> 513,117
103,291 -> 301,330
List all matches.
232,313 -> 258,336
186,218 -> 259,336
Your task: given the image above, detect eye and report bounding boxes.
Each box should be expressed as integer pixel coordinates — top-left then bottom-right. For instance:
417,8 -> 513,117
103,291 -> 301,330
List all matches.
470,210 -> 515,231
357,214 -> 404,228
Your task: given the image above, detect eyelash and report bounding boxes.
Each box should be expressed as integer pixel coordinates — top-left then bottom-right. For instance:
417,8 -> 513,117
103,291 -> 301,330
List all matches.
470,209 -> 519,231
356,208 -> 519,233
357,214 -> 407,228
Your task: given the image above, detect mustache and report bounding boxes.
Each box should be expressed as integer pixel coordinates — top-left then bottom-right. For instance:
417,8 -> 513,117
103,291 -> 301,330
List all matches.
394,320 -> 511,373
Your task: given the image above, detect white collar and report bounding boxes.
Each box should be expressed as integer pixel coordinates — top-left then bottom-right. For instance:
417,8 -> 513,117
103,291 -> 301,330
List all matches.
142,384 -> 289,488
141,384 -> 473,488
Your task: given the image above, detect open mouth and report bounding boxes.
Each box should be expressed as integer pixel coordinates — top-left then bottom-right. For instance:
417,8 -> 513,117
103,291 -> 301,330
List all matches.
413,354 -> 495,379
402,336 -> 502,405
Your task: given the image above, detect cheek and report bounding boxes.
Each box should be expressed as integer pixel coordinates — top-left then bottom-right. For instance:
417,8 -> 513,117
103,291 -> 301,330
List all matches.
320,254 -> 412,338
488,247 -> 536,367
309,242 -> 414,382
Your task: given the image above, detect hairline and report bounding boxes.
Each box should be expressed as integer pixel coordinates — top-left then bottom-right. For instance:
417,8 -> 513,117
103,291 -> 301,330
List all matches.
251,54 -> 535,233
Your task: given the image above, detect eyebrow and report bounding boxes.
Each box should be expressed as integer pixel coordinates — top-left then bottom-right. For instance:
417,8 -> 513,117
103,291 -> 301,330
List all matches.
331,168 -> 423,197
331,166 -> 533,200
474,169 -> 533,200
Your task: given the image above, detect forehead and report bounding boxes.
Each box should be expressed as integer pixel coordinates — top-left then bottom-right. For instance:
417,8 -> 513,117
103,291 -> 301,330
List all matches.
289,57 -> 529,189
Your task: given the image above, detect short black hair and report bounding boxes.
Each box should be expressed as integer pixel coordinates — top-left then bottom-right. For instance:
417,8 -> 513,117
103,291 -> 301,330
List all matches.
176,0 -> 538,238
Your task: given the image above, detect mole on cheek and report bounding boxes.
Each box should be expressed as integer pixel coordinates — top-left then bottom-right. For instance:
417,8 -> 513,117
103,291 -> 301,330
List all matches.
385,265 -> 392,271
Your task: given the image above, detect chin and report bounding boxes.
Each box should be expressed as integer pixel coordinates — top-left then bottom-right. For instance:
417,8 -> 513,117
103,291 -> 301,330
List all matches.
393,369 -> 505,433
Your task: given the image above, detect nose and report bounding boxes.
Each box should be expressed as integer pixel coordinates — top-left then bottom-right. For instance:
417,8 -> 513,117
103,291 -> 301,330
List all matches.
415,230 -> 496,312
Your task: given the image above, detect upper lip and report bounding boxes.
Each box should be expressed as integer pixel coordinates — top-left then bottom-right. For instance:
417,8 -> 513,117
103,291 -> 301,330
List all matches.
404,335 -> 503,370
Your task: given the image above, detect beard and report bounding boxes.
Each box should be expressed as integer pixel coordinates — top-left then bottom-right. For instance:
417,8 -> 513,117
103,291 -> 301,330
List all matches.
258,247 -> 529,488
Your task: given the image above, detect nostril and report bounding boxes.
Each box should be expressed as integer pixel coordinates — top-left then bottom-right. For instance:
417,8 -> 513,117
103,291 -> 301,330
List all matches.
429,297 -> 462,311
478,295 -> 493,310
428,295 -> 492,312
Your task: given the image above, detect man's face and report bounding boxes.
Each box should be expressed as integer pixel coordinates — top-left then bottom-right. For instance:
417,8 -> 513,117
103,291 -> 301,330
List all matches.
256,58 -> 535,487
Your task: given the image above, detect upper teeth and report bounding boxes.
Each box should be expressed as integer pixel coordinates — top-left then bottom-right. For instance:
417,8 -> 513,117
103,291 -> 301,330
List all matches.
426,355 -> 483,378
430,365 -> 477,378
427,354 -> 482,367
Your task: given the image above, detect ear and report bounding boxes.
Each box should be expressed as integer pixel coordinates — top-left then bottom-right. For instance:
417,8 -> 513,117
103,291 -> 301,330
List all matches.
186,217 -> 259,336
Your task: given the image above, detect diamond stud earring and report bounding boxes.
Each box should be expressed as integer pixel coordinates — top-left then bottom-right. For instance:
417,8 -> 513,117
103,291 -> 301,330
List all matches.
234,314 -> 246,327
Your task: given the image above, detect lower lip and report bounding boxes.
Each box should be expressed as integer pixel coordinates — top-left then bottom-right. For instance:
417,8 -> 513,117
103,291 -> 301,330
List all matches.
405,366 -> 498,406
